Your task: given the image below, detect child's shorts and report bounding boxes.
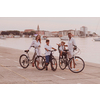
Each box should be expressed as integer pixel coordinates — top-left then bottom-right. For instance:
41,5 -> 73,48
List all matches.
45,55 -> 50,63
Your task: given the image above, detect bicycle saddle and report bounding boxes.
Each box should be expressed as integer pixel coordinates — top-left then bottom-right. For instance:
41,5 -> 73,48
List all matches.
64,49 -> 69,52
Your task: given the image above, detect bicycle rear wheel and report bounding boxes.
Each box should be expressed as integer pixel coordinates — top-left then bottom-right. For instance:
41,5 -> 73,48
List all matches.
59,57 -> 66,70
51,58 -> 57,71
35,56 -> 45,70
68,56 -> 85,73
19,54 -> 29,68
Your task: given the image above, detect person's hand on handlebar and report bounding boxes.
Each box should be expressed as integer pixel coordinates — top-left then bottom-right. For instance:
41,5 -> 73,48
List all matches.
25,50 -> 29,52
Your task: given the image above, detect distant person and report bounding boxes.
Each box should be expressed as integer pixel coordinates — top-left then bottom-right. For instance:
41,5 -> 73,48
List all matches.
26,34 -> 41,67
44,39 -> 57,70
65,33 -> 77,70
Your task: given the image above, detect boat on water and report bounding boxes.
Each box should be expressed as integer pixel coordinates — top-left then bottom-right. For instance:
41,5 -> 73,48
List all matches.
0,36 -> 6,39
94,37 -> 100,41
14,35 -> 20,38
60,36 -> 69,41
41,35 -> 47,40
33,35 -> 47,40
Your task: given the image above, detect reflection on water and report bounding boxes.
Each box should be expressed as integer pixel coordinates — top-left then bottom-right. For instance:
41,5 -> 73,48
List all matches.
0,37 -> 100,64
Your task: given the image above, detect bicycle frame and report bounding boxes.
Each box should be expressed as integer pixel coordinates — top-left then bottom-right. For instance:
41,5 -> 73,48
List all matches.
25,48 -> 38,64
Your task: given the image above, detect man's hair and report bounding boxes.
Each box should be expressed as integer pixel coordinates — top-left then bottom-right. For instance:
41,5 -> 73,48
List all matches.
68,33 -> 71,34
46,39 -> 49,42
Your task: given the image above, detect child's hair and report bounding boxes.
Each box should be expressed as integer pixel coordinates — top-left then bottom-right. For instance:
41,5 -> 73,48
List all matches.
61,41 -> 65,44
46,39 -> 49,43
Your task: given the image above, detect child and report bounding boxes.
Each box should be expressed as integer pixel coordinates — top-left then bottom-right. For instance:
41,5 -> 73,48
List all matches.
44,39 -> 56,70
57,41 -> 66,58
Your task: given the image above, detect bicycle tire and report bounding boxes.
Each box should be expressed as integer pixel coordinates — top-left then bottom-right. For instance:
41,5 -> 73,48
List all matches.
68,56 -> 85,73
51,58 -> 57,71
59,57 -> 66,70
19,54 -> 29,68
35,56 -> 45,70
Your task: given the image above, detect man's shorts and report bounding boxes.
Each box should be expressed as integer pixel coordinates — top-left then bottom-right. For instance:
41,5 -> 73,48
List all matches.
45,55 -> 50,63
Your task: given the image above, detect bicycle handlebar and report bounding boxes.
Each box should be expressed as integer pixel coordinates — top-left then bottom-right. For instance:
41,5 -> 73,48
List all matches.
48,49 -> 57,52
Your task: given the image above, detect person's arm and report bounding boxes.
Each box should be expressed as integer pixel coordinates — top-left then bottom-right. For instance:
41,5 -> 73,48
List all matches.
64,45 -> 68,47
73,38 -> 77,50
56,43 -> 61,46
52,47 -> 57,51
28,40 -> 35,50
45,48 -> 49,51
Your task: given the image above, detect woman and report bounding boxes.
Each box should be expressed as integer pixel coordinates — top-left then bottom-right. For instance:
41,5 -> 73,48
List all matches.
26,34 -> 41,67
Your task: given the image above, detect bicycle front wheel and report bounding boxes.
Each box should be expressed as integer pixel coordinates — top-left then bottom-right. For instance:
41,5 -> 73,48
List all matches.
19,54 -> 29,68
51,58 -> 57,71
68,56 -> 85,73
35,56 -> 45,70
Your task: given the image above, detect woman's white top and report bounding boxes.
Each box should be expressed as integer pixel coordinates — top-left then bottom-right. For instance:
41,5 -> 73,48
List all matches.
28,40 -> 41,56
28,40 -> 41,50
44,44 -> 52,56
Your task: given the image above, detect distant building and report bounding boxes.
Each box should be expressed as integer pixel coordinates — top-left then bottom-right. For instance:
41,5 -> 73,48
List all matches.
51,31 -> 59,37
37,25 -> 40,31
80,26 -> 88,37
44,31 -> 51,36
24,29 -> 35,33
58,30 -> 75,37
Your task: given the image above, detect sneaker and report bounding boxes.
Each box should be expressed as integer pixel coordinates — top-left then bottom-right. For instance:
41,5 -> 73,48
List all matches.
66,67 -> 69,69
71,68 -> 76,71
46,67 -> 48,70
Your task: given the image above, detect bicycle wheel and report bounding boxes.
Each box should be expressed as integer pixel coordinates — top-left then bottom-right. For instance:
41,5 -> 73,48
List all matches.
51,58 -> 57,71
19,54 -> 29,68
68,56 -> 85,73
35,56 -> 45,70
59,57 -> 66,70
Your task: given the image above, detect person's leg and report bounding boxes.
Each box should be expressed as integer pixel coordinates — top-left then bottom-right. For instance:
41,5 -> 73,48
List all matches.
45,56 -> 49,70
36,49 -> 41,68
32,52 -> 36,67
68,51 -> 72,69
73,58 -> 75,68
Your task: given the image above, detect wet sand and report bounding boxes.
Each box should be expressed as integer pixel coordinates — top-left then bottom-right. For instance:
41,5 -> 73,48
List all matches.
0,46 -> 100,84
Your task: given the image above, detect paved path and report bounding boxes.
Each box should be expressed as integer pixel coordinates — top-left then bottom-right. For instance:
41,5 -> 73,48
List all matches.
0,46 -> 100,84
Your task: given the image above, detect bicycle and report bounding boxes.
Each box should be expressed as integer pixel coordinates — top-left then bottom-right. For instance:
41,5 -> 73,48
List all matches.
19,46 -> 45,70
59,46 -> 85,73
42,50 -> 57,71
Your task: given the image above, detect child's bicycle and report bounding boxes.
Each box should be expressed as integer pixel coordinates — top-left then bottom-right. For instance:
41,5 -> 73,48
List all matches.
19,46 -> 45,70
42,49 -> 57,71
59,46 -> 85,73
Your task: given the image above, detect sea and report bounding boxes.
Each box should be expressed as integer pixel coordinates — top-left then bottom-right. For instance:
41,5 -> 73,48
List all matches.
0,37 -> 100,64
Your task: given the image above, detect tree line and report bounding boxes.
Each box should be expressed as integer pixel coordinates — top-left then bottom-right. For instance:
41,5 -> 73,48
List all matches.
1,31 -> 36,36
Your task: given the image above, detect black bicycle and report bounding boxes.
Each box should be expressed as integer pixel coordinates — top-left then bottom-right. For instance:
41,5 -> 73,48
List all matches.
59,47 -> 85,73
19,46 -> 45,70
42,50 -> 57,71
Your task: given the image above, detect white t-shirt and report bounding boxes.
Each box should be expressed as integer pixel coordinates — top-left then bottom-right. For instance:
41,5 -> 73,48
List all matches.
67,37 -> 76,58
68,37 -> 76,51
59,45 -> 64,51
44,44 -> 52,56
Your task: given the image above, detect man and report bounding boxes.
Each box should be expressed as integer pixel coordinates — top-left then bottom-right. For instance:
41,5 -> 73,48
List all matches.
65,33 -> 77,70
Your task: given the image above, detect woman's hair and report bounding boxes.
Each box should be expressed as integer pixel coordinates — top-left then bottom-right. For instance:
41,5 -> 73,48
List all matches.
36,35 -> 41,43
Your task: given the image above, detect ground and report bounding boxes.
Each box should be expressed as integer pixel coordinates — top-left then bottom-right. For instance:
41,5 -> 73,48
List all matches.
0,46 -> 100,84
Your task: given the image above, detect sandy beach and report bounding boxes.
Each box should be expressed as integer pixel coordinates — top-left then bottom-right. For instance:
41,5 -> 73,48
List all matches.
0,46 -> 100,84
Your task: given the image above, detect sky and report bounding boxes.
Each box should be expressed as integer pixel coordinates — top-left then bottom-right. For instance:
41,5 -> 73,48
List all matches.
0,17 -> 100,35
